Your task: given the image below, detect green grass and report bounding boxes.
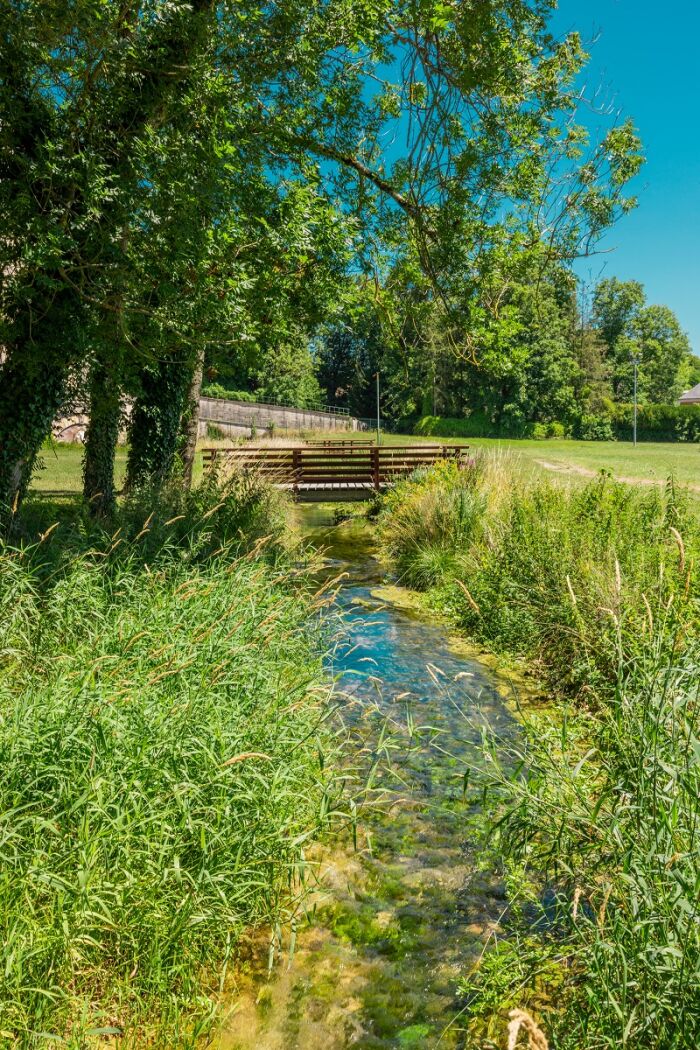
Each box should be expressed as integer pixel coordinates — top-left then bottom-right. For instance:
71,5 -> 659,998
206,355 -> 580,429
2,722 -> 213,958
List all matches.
0,479 -> 333,1046
380,433 -> 700,489
376,459 -> 700,1048
31,436 -> 700,499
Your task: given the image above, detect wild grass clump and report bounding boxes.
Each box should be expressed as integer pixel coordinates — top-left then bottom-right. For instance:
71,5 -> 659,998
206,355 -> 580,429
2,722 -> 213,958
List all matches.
378,460 -> 700,1046
17,467 -> 290,574
0,482 -> 331,1045
475,641 -> 700,1048
378,460 -> 486,589
378,460 -> 699,701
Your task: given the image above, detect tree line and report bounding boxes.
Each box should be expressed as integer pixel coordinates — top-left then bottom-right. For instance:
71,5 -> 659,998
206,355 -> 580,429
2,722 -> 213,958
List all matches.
313,271 -> 697,437
1,0 -> 642,523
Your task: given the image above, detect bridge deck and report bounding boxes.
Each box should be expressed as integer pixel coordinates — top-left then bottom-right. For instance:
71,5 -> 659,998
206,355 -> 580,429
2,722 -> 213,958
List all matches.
202,444 -> 470,501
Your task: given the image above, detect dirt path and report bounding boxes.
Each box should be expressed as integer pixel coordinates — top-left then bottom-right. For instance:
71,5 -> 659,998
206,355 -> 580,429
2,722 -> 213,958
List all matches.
535,458 -> 700,493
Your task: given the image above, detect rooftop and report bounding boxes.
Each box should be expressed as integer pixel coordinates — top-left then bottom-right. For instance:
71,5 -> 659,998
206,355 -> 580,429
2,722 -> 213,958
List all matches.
679,382 -> 700,403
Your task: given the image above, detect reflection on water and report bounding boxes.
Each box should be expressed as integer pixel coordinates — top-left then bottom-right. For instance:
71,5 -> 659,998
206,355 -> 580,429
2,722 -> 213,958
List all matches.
216,506 -> 518,1050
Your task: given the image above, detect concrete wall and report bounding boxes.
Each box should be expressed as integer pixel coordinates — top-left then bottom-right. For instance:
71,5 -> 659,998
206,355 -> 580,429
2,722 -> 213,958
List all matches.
198,396 -> 358,437
50,395 -> 359,443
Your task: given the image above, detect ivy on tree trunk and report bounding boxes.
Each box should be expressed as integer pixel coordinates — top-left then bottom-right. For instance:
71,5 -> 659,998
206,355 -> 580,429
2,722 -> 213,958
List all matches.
82,356 -> 123,516
125,357 -> 191,491
180,348 -> 204,490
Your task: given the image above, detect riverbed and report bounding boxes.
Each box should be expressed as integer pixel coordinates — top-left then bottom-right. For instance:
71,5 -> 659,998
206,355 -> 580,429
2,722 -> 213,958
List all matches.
214,507 -> 520,1049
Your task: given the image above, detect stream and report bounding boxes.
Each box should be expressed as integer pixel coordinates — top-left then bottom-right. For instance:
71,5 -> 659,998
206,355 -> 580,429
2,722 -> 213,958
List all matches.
215,506 -> 519,1049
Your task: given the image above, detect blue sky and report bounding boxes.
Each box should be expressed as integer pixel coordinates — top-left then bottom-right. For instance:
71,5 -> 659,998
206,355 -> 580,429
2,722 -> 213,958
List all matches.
552,0 -> 700,351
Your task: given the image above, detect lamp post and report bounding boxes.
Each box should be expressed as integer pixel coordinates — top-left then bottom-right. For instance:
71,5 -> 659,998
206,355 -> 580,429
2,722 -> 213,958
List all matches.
630,351 -> 641,447
375,371 -> 381,446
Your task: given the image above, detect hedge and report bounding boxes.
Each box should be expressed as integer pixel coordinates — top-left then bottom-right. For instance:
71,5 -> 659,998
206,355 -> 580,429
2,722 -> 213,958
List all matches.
413,404 -> 700,443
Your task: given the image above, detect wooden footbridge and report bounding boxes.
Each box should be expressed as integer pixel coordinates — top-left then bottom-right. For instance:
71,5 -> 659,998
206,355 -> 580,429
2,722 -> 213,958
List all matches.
203,444 -> 470,501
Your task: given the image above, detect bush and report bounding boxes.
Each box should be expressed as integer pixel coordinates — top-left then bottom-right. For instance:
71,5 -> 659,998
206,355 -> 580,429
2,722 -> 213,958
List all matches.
575,403 -> 700,442
201,384 -> 257,402
576,413 -> 616,441
415,413 -> 510,438
0,483 -> 330,1043
611,402 -> 700,442
414,415 -> 570,440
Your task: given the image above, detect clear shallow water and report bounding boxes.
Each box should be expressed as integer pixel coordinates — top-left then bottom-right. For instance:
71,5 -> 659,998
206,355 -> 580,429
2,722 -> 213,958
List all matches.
216,507 -> 518,1050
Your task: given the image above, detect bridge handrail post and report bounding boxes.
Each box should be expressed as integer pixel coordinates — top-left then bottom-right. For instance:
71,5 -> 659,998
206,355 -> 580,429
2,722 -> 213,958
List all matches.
371,446 -> 380,491
292,448 -> 301,496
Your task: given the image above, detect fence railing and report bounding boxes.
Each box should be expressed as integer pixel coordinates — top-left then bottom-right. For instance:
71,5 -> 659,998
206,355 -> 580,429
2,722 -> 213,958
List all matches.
202,444 -> 470,494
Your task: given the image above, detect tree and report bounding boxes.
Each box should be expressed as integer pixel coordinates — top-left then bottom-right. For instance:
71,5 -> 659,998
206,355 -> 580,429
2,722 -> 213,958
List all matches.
1,0 -> 644,520
592,279 -> 692,403
632,305 -> 691,402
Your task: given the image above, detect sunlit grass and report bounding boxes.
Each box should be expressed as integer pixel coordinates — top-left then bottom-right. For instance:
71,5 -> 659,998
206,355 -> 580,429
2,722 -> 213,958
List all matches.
377,458 -> 700,1047
0,481 -> 333,1045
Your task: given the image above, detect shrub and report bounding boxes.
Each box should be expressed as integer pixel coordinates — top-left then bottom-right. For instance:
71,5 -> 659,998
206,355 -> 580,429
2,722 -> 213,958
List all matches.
575,413 -> 616,441
414,415 -> 569,440
611,402 -> 700,442
575,403 -> 700,442
415,413 -> 509,438
201,384 -> 257,403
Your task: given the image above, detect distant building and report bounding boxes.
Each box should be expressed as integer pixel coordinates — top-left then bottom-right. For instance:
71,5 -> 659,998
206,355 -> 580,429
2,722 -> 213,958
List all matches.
679,383 -> 700,405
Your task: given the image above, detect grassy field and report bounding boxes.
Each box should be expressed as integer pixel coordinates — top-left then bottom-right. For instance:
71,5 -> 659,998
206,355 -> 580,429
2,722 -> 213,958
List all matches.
383,434 -> 700,489
30,435 -> 700,496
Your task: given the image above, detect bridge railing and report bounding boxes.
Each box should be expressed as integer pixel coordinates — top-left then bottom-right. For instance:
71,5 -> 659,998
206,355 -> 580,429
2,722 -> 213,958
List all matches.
202,444 -> 470,494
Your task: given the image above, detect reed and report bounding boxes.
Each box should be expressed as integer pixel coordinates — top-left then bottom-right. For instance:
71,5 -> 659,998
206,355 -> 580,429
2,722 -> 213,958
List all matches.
378,459 -> 700,1047
0,483 -> 332,1045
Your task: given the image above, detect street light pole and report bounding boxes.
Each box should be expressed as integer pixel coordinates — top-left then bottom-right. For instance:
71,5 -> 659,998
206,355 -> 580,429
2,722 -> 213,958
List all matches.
631,352 -> 641,447
375,371 -> 381,446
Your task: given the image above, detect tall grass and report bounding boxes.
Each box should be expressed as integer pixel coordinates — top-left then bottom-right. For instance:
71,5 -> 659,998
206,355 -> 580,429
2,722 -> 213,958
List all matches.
378,459 -> 699,701
0,479 -> 332,1045
377,459 -> 700,1047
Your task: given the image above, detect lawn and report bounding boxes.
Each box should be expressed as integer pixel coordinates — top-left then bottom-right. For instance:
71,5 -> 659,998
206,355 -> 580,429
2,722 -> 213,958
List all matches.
29,436 -> 700,496
32,444 -> 128,493
384,434 -> 700,490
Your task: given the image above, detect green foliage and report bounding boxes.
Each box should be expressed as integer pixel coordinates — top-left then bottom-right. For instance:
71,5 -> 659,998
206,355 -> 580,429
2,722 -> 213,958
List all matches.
459,936 -> 566,1043
575,413 -> 616,441
0,484 -> 329,1043
379,461 -> 700,1046
593,279 -> 693,402
378,461 -> 699,700
414,415 -> 571,439
575,402 -> 700,442
201,385 -> 257,403
480,636 -> 700,1048
254,342 -> 323,409
378,461 -> 484,589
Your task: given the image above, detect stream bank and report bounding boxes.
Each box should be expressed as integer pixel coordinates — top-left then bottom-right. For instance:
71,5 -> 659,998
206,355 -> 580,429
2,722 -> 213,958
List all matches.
214,506 -> 523,1049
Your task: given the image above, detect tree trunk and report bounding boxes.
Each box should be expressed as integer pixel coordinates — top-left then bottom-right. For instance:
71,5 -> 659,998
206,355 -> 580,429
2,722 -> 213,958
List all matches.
125,356 -> 190,491
180,348 -> 204,489
82,357 -> 122,516
0,349 -> 69,526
